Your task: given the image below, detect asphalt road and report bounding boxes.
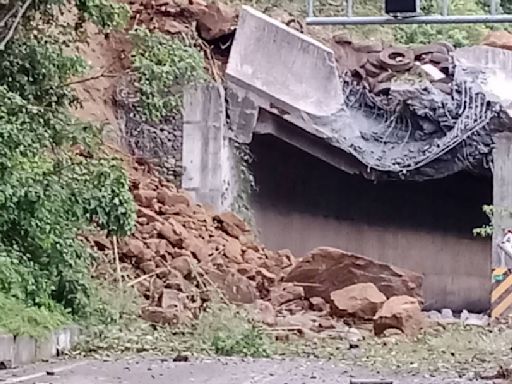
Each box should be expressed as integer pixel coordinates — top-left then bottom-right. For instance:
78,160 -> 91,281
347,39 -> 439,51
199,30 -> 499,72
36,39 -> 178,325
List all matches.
0,358 -> 497,384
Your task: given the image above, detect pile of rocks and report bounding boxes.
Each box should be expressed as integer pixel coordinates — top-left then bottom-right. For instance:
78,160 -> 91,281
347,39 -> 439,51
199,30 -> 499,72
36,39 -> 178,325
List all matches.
284,248 -> 427,337
88,164 -> 429,339
89,168 -> 297,325
126,0 -> 237,42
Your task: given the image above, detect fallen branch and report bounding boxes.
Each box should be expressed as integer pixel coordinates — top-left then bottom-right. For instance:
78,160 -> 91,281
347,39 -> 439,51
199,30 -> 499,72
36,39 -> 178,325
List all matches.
127,268 -> 167,287
0,0 -> 32,51
112,236 -> 121,288
66,70 -> 119,86
0,5 -> 19,29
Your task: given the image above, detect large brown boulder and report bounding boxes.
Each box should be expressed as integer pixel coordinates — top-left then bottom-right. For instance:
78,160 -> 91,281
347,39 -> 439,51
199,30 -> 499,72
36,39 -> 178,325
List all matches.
373,295 -> 426,337
482,31 -> 512,51
284,247 -> 423,303
330,283 -> 386,320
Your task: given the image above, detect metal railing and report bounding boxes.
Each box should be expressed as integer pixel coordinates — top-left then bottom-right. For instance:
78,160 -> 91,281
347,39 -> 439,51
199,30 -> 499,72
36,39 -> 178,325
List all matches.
305,0 -> 512,25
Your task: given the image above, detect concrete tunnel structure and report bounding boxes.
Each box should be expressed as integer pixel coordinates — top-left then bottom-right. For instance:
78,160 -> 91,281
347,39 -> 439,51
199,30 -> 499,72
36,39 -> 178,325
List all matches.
182,6 -> 512,312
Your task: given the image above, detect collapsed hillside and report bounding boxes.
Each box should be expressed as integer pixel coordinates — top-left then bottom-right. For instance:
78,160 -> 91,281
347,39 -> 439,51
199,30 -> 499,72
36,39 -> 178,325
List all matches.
87,160 -> 427,338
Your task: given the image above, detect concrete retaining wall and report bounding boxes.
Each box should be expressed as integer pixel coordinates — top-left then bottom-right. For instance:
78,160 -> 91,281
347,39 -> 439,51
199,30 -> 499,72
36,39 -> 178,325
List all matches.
0,326 -> 79,368
182,84 -> 238,212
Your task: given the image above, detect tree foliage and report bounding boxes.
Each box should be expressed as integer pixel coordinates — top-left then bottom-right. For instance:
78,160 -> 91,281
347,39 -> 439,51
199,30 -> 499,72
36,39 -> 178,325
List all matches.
394,0 -> 495,47
130,27 -> 207,123
0,0 -> 135,320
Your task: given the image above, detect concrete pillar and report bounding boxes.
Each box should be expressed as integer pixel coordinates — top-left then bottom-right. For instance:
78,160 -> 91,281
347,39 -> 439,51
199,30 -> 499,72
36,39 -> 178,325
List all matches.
491,132 -> 512,318
182,84 -> 236,212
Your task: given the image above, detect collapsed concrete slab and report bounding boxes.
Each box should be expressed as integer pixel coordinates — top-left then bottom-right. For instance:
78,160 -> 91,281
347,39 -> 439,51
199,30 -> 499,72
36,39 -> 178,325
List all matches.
226,6 -> 511,181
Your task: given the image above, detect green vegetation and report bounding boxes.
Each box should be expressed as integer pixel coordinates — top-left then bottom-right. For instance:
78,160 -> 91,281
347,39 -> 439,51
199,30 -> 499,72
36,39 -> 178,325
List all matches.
131,27 -> 208,123
76,301 -> 274,358
474,205 -> 494,237
228,0 -> 510,47
0,0 -> 135,335
393,0 -> 495,47
0,292 -> 68,338
195,303 -> 273,357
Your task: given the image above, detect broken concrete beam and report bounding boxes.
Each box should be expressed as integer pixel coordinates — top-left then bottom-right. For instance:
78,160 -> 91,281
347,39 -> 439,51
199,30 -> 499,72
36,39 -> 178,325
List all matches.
227,6 -> 342,116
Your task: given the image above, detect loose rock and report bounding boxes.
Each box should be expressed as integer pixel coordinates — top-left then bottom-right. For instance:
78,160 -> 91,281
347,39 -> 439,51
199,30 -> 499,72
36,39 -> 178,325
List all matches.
373,295 -> 426,337
330,283 -> 387,320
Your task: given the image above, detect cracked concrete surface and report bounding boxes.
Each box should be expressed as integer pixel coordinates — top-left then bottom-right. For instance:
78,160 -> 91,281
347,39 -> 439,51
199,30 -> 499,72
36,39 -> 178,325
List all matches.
0,358 -> 496,384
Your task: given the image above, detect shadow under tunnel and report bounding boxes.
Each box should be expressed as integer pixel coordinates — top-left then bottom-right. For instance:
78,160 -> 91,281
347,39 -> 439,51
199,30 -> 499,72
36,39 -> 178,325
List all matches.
249,133 -> 492,312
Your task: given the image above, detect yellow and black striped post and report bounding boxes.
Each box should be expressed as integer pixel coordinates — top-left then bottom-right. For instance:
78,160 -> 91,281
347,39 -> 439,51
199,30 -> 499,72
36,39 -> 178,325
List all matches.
490,133 -> 512,320
491,267 -> 512,319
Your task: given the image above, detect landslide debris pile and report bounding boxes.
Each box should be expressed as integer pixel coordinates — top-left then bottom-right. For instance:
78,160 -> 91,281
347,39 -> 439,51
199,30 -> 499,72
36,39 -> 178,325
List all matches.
88,163 -> 427,338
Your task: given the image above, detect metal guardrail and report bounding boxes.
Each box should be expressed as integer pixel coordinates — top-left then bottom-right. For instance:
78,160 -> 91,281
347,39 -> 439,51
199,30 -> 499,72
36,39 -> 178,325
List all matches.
305,0 -> 512,25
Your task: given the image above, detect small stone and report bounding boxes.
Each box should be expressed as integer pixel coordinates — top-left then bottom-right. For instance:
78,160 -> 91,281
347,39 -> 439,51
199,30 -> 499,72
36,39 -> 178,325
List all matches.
345,327 -> 363,348
425,310 -> 442,322
461,310 -> 489,327
310,297 -> 328,312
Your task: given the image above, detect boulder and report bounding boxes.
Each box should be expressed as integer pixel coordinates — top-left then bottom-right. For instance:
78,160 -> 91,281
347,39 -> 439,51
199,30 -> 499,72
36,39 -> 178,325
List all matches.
134,190 -> 157,207
206,268 -> 258,304
141,306 -> 193,326
269,283 -> 304,307
183,236 -> 210,263
159,218 -> 189,247
170,256 -> 195,277
330,283 -> 386,320
284,247 -> 423,302
214,211 -> 249,239
373,295 -> 426,337
196,2 -> 237,41
309,296 -> 328,312
224,237 -> 243,263
157,189 -> 191,207
247,299 -> 276,326
275,249 -> 296,268
482,31 -> 512,51
137,206 -> 163,224
123,238 -> 146,259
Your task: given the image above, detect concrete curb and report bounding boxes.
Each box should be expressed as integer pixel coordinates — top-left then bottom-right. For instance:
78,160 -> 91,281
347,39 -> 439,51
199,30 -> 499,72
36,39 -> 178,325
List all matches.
0,326 -> 80,369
